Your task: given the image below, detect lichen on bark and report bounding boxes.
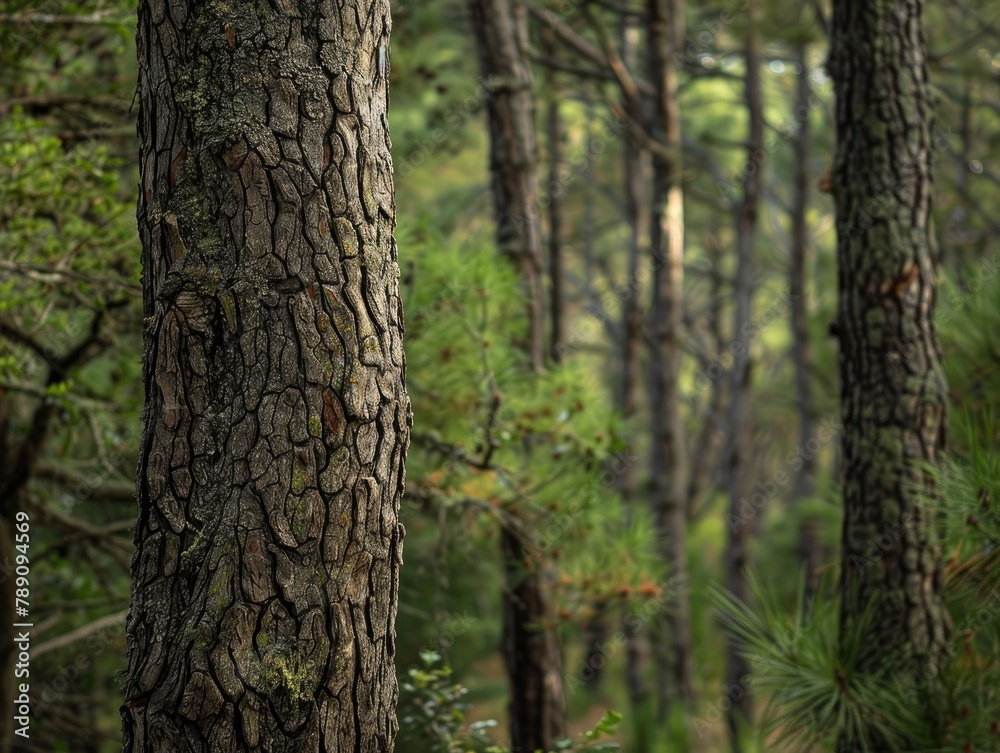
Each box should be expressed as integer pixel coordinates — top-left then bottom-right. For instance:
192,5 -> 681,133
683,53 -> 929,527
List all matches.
123,2 -> 409,752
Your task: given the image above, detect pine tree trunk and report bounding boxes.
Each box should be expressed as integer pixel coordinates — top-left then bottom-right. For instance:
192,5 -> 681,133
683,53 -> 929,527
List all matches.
470,0 -> 545,374
790,43 -> 822,611
122,3 -> 409,752
647,0 -> 694,717
500,527 -> 565,753
543,30 -> 564,365
470,2 -> 565,749
724,21 -> 762,748
829,0 -> 950,749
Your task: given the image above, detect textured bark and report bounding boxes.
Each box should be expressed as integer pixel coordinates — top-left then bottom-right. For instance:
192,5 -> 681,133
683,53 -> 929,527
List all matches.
470,0 -> 545,374
123,3 -> 409,752
724,24 -> 762,747
829,0 -> 950,749
790,44 -> 822,611
500,527 -> 565,753
647,0 -> 693,716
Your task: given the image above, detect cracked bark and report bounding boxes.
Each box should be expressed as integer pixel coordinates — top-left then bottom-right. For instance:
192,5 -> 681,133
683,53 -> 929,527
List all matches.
122,3 -> 409,752
829,0 -> 950,750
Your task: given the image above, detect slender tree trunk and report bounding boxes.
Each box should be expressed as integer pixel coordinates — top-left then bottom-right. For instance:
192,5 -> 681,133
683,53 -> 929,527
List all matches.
122,3 -> 409,751
830,0 -> 950,749
470,2 -> 565,749
577,13 -> 648,700
724,20 -> 762,749
470,0 -> 546,374
647,0 -> 694,719
790,43 -> 822,611
686,237 -> 726,520
620,16 -> 650,708
500,527 -> 565,753
544,30 -> 564,365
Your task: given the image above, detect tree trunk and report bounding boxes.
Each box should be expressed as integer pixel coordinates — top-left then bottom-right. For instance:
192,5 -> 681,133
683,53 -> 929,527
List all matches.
829,0 -> 950,749
122,3 -> 410,752
724,20 -> 762,749
501,527 -> 565,753
790,43 -> 822,612
647,0 -> 694,718
470,0 -> 546,374
543,30 -> 564,365
686,236 -> 726,521
470,2 -> 565,750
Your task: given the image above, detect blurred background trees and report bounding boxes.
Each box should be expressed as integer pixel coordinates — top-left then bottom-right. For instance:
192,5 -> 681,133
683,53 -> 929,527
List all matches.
2,0 -> 1000,751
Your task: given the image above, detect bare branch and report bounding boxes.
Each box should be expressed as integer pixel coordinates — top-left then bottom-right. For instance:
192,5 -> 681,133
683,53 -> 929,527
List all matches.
32,610 -> 127,660
0,11 -> 133,26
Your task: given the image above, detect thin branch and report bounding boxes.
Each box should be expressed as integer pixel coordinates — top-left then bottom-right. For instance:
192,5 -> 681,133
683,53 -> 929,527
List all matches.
34,462 -> 136,504
0,11 -> 133,26
525,2 -> 656,98
0,259 -> 140,293
31,610 -> 127,660
529,53 -> 621,84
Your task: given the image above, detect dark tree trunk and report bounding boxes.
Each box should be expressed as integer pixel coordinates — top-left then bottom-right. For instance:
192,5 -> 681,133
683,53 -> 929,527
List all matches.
470,0 -> 546,374
619,15 -> 649,707
122,3 -> 410,752
829,0 -> 950,749
543,30 -> 564,365
647,0 -> 694,717
500,527 -> 565,753
724,21 -> 762,749
790,43 -> 822,611
470,2 -> 565,749
686,236 -> 727,521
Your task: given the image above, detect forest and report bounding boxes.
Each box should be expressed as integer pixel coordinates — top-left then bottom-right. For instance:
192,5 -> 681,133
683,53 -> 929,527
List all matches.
1,0 -> 999,751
